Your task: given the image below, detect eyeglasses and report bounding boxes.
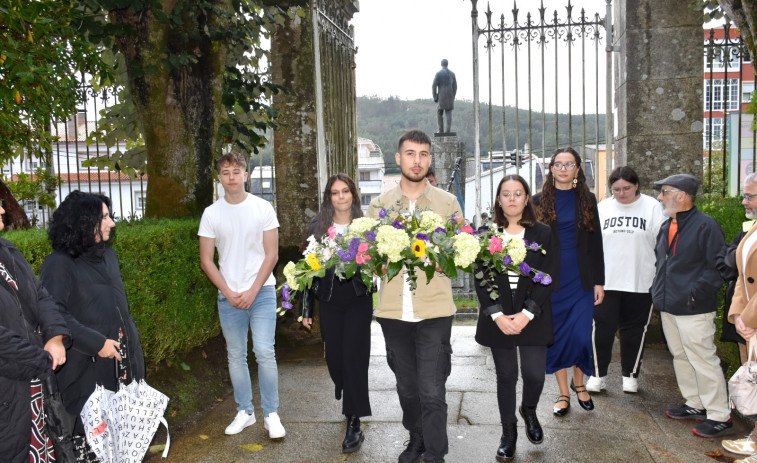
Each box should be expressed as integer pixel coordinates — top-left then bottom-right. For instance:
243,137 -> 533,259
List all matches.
500,191 -> 526,200
552,162 -> 577,170
660,189 -> 681,195
743,192 -> 757,202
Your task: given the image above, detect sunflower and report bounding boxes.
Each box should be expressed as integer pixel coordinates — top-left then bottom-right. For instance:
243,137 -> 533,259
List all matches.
413,239 -> 426,258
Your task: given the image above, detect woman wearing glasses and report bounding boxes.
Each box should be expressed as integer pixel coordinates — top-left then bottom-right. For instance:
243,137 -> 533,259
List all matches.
474,174 -> 557,461
533,147 -> 604,417
586,166 -> 665,394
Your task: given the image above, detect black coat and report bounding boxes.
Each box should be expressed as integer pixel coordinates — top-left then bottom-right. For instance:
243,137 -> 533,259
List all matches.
717,230 -> 748,344
474,223 -> 558,348
532,191 -> 605,292
0,238 -> 70,463
40,246 -> 145,435
298,219 -> 371,320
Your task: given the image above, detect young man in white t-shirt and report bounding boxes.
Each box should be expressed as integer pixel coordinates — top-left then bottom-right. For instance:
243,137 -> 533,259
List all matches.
198,152 -> 285,439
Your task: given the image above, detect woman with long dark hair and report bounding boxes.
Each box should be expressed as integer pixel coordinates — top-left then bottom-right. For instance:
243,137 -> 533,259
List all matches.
474,175 -> 557,461
0,201 -> 70,463
299,173 -> 372,453
533,147 -> 604,417
40,191 -> 145,462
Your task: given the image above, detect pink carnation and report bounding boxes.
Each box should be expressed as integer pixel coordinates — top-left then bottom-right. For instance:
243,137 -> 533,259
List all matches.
358,242 -> 370,253
327,226 -> 336,239
461,225 -> 474,234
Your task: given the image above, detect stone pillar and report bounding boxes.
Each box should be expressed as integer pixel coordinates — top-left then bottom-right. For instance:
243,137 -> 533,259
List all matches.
432,135 -> 466,200
614,0 -> 703,196
431,135 -> 472,298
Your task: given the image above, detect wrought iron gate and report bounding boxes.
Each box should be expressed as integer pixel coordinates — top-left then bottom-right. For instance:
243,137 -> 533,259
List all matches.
469,0 -> 611,225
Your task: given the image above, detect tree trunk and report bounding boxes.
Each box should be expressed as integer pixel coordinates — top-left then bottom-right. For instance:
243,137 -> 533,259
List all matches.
108,1 -> 227,218
0,179 -> 31,230
718,0 -> 757,68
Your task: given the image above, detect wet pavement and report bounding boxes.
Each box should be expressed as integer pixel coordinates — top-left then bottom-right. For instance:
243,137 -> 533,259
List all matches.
147,323 -> 749,462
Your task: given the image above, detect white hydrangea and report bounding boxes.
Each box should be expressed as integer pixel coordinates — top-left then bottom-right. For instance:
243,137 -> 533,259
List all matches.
375,225 -> 410,262
506,237 -> 527,265
345,217 -> 379,237
283,261 -> 300,291
452,232 -> 480,268
419,211 -> 446,233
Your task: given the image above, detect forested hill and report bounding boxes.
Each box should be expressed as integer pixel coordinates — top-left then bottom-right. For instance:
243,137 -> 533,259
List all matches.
357,95 -> 606,174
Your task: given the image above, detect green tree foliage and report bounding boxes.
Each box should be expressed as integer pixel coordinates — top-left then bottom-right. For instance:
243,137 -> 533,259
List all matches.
0,0 -> 110,161
5,168 -> 61,226
357,96 -> 606,175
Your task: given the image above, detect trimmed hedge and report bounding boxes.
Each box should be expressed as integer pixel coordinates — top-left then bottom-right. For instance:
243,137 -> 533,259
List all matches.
4,218 -> 219,366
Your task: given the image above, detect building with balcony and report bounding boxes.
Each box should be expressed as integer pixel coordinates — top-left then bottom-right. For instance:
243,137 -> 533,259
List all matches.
357,137 -> 385,212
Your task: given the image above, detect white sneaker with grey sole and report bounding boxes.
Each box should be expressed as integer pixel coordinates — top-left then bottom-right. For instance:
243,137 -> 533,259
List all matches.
622,376 -> 639,393
225,410 -> 256,435
264,412 -> 286,439
586,375 -> 605,393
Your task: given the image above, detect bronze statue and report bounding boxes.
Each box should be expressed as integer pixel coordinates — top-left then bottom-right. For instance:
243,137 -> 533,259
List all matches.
432,59 -> 457,134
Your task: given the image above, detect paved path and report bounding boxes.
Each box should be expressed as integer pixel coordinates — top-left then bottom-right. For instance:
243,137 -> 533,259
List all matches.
147,323 -> 748,462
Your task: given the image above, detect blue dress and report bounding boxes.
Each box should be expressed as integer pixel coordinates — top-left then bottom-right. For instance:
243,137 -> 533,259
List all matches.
545,188 -> 594,375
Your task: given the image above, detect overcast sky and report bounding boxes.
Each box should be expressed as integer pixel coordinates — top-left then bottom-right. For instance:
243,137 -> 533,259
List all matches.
352,0 -> 611,106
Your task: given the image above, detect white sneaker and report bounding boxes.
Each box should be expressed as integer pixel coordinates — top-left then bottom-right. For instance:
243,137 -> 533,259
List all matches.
586,375 -> 605,392
735,454 -> 757,463
622,376 -> 639,393
264,412 -> 286,439
724,435 -> 757,455
225,410 -> 256,435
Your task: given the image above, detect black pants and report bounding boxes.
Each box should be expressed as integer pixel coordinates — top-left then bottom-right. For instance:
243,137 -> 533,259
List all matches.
491,346 -> 547,424
592,290 -> 653,378
378,316 -> 454,463
320,281 -> 372,417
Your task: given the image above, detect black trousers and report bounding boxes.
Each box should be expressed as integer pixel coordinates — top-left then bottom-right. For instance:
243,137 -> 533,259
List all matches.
491,346 -> 547,424
320,281 -> 372,417
592,290 -> 653,378
377,316 -> 454,463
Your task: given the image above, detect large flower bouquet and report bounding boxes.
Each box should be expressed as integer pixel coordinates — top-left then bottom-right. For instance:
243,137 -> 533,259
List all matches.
474,224 -> 553,300
278,207 -> 481,316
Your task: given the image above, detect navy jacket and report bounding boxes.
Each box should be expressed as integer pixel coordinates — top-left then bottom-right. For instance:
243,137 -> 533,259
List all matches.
651,206 -> 725,315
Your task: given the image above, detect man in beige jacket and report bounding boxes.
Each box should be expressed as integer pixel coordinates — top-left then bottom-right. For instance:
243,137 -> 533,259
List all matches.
367,129 -> 462,463
722,172 -> 757,462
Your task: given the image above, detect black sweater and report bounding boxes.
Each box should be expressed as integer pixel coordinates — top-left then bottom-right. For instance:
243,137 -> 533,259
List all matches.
40,245 -> 145,434
0,238 -> 70,463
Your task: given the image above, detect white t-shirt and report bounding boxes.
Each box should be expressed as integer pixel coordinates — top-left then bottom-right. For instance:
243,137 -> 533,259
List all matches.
198,193 -> 279,292
597,194 -> 666,293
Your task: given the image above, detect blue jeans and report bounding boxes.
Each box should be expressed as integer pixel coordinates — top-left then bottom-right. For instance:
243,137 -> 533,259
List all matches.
218,285 -> 279,416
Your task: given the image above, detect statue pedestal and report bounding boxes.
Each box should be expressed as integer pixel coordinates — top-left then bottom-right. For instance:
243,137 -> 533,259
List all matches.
431,135 -> 465,195
434,132 -> 457,137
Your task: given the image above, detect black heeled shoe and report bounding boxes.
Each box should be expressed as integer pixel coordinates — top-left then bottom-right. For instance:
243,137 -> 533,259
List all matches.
570,378 -> 594,411
342,416 -> 364,453
553,394 -> 570,417
496,423 -> 517,462
519,405 -> 543,444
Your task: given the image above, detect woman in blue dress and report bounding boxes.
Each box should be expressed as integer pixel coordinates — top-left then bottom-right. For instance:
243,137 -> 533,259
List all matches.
533,147 -> 604,417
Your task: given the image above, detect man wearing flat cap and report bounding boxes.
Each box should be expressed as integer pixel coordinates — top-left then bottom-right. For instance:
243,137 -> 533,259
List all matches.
651,173 -> 730,438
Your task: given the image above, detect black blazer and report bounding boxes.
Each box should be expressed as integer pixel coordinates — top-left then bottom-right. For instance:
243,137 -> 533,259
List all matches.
474,222 -> 558,348
532,191 -> 604,292
299,218 -> 371,319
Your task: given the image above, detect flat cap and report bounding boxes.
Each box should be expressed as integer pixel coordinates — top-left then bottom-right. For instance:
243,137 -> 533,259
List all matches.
653,173 -> 699,196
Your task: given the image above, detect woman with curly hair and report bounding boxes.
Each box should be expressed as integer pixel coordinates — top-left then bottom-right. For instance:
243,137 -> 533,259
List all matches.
533,147 -> 604,417
40,191 -> 145,462
299,174 -> 372,453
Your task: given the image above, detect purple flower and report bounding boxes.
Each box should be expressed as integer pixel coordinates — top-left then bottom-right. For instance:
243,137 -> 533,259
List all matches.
542,275 -> 552,285
503,255 -> 512,266
379,208 -> 387,218
282,283 -> 291,301
519,262 -> 531,274
532,272 -> 543,284
392,220 -> 405,229
282,301 -> 293,310
365,231 -> 376,241
349,237 -> 360,253
524,239 -> 530,247
530,242 -> 540,251
416,233 -> 429,241
454,228 -> 461,234
337,248 -> 355,262
435,227 -> 446,233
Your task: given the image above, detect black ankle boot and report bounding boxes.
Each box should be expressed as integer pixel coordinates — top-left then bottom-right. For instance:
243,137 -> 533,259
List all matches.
342,416 -> 364,453
496,423 -> 517,462
398,432 -> 424,463
519,405 -> 543,444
